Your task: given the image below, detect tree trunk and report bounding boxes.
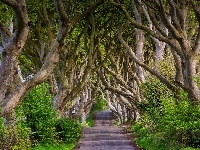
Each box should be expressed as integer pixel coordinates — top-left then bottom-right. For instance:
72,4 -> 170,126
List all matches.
186,56 -> 200,102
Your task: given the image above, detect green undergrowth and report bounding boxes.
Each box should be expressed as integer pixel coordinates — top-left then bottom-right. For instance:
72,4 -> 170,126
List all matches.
114,119 -> 120,126
0,83 -> 82,150
132,79 -> 200,150
182,148 -> 200,150
85,111 -> 96,127
31,143 -> 75,150
85,95 -> 107,127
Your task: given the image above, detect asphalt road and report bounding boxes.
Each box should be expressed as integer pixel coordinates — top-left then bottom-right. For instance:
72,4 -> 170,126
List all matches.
75,110 -> 135,150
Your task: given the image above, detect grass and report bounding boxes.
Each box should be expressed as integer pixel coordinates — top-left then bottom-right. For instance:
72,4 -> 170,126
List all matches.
182,148 -> 200,150
31,143 -> 75,150
84,111 -> 96,127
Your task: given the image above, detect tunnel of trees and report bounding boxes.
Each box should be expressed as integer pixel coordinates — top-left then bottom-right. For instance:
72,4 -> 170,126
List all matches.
0,0 -> 200,149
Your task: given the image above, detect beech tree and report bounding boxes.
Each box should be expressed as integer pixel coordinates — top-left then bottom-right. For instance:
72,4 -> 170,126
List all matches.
110,0 -> 200,103
93,8 -> 142,122
1,0 -> 199,123
99,47 -> 141,123
0,0 -> 106,117
53,16 -> 100,116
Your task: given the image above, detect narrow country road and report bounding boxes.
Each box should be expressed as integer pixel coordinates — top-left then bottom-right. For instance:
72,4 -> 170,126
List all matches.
75,110 -> 135,150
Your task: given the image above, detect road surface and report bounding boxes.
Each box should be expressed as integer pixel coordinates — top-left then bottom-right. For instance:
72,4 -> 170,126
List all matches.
75,110 -> 135,150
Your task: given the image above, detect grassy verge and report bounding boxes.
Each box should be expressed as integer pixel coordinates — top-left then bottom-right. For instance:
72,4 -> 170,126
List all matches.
31,143 -> 75,150
85,111 -> 96,127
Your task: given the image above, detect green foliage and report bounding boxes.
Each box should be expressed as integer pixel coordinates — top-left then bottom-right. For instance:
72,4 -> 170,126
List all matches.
134,79 -> 200,150
91,95 -> 107,112
21,83 -> 57,143
31,143 -> 75,150
182,148 -> 200,150
0,111 -> 31,150
86,95 -> 107,127
85,111 -> 95,127
55,118 -> 82,143
1,82 -> 83,148
0,2 -> 14,25
26,0 -> 56,27
192,76 -> 200,88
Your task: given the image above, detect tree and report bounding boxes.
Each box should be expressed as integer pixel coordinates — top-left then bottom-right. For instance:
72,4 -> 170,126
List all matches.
0,0 -> 106,117
110,0 -> 200,103
53,16 -> 99,116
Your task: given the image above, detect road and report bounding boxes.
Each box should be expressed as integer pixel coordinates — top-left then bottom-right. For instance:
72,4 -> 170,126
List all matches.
75,110 -> 135,150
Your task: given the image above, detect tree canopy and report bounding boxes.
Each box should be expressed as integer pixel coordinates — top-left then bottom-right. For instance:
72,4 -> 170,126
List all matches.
0,0 -> 200,149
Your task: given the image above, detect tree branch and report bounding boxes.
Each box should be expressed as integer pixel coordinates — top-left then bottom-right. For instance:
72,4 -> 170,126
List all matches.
109,0 -> 170,43
71,0 -> 106,27
158,0 -> 182,39
118,26 -> 176,92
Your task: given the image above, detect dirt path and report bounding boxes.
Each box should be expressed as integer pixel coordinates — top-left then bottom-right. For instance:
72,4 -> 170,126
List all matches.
75,110 -> 135,150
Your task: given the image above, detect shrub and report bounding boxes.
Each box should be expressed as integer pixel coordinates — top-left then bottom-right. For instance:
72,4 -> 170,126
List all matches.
21,83 -> 57,143
134,79 -> 200,150
31,143 -> 75,150
0,109 -> 31,150
55,118 -> 82,143
91,95 -> 107,112
86,95 -> 107,127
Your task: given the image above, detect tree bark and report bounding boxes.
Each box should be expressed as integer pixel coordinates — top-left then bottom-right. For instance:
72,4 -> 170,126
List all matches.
0,0 -> 29,102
